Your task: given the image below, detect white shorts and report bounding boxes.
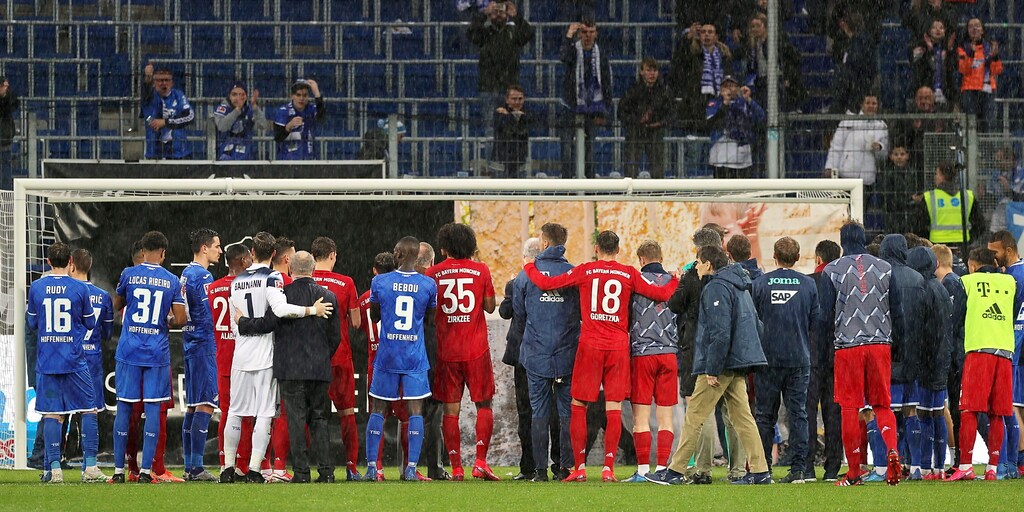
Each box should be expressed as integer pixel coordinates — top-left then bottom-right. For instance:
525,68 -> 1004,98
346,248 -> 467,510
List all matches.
229,367 -> 278,418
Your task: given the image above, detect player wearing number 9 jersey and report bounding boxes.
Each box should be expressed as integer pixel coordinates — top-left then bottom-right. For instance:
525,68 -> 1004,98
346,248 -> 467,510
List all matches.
524,230 -> 678,483
110,231 -> 188,484
365,236 -> 438,482
425,223 -> 499,481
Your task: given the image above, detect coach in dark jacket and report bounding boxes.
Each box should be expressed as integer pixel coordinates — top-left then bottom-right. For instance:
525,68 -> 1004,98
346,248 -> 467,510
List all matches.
237,251 -> 341,483
805,240 -> 843,481
499,274 -> 535,479
880,235 -> 927,390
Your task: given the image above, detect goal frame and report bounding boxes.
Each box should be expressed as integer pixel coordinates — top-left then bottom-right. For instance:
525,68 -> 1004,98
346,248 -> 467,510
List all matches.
9,176 -> 863,469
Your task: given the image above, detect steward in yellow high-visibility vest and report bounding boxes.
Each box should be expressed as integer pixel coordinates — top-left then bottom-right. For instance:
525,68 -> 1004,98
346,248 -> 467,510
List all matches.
916,162 -> 986,248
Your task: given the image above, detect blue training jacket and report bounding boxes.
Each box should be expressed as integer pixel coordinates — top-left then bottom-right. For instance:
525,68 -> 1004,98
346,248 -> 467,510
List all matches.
513,245 -> 580,378
751,267 -> 819,368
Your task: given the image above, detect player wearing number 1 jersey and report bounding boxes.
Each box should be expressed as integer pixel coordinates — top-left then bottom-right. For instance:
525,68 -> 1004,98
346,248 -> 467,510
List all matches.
524,230 -> 678,483
425,223 -> 499,481
365,236 -> 438,482
110,231 -> 188,484
311,236 -> 364,481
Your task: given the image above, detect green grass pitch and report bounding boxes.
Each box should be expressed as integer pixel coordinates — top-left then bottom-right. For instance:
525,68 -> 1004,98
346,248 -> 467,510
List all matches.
0,466 -> 1019,512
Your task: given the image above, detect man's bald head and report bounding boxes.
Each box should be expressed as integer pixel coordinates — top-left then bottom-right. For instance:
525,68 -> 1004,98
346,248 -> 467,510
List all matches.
289,250 -> 316,277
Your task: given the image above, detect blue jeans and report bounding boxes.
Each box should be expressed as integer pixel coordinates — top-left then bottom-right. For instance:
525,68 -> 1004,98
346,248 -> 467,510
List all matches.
754,366 -> 811,473
478,91 -> 504,140
527,370 -> 573,470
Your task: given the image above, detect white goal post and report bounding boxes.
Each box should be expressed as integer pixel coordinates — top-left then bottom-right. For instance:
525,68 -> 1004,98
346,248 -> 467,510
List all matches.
7,176 -> 863,469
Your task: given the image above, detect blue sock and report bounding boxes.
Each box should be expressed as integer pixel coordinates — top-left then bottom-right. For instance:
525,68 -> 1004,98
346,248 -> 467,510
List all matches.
1001,414 -> 1019,467
896,413 -> 910,463
866,419 -> 887,467
365,413 -> 385,466
933,416 -> 948,469
919,415 -> 934,470
906,415 -> 922,469
191,411 -> 212,473
407,415 -> 424,468
82,413 -> 98,468
113,401 -> 132,470
182,411 -> 194,471
140,402 -> 161,472
43,417 -> 62,471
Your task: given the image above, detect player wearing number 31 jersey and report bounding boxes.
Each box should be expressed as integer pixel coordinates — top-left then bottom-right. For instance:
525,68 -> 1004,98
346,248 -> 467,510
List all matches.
524,230 -> 678,483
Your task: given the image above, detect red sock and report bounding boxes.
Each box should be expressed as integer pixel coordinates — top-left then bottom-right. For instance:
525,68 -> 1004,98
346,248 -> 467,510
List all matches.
570,404 -> 588,470
400,421 -> 410,467
988,415 -> 1005,467
475,407 -> 494,463
656,430 -> 674,467
604,410 -> 622,470
859,419 -> 868,469
272,405 -> 289,471
634,431 -> 652,467
873,407 -> 899,452
341,414 -> 359,471
442,414 -> 462,468
126,403 -> 143,474
237,417 -> 254,472
152,410 -> 168,474
960,412 -> 977,466
840,407 -> 865,478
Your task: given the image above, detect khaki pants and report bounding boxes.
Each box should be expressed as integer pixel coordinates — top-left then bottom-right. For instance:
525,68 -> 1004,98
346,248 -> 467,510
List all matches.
668,372 -> 768,474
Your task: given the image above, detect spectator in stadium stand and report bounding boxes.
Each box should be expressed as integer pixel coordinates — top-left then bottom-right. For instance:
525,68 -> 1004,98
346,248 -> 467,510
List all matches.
468,1 -> 533,140
618,57 -> 672,179
235,251 -> 341,483
932,243 -> 967,466
492,85 -> 531,178
674,0 -> 761,40
273,79 -> 324,160
958,18 -> 1002,133
559,18 -> 612,179
892,86 -> 949,172
978,146 -> 1024,233
879,139 -> 927,236
0,76 -> 18,190
914,161 -> 987,250
668,23 -> 733,125
823,93 -> 888,188
140,62 -> 194,160
213,81 -> 266,160
903,0 -> 958,44
558,0 -> 595,22
806,239 -> 843,482
498,244 -> 535,480
734,13 -> 806,114
706,75 -> 765,179
828,11 -> 877,114
726,233 -> 762,280
909,19 -> 959,110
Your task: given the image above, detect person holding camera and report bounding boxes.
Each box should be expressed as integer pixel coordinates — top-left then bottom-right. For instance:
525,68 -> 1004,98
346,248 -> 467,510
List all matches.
468,1 -> 533,141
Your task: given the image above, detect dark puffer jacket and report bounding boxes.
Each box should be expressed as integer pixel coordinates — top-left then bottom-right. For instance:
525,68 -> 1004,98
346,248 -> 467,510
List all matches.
907,246 -> 952,391
693,263 -> 767,376
880,234 -> 927,384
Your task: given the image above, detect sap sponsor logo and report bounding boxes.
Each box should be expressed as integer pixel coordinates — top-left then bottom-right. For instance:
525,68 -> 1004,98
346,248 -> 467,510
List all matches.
771,290 -> 798,305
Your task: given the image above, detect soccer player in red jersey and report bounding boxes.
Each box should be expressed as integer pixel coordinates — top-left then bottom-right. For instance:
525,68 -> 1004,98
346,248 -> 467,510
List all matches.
524,230 -> 679,482
310,236 -> 364,480
425,223 -> 499,481
360,252 -> 411,480
210,243 -> 255,475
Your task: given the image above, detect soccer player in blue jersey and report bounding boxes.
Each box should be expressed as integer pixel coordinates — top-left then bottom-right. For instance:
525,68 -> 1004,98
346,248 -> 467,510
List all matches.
109,231 -> 188,484
365,236 -> 438,482
179,228 -> 223,482
68,249 -> 113,481
273,79 -> 325,160
27,242 -> 100,484
220,232 -> 332,484
988,230 -> 1024,478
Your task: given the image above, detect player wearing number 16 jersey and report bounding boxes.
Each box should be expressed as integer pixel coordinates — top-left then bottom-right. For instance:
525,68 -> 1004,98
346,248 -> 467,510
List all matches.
425,223 -> 499,481
365,236 -> 438,482
110,231 -> 188,484
524,230 -> 679,483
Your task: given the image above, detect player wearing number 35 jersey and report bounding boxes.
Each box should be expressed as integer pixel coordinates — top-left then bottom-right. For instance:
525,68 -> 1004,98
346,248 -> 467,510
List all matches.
524,230 -> 678,483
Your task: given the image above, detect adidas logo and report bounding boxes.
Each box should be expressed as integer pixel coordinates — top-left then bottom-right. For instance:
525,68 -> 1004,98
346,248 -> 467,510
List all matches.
476,440 -> 484,446
881,426 -> 891,433
983,303 -> 1006,321
606,452 -> 614,458
448,450 -> 458,455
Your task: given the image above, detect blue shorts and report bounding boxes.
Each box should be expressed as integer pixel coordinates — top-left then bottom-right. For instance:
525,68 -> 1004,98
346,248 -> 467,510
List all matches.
115,362 -> 171,403
915,387 -> 947,411
36,369 -> 97,414
87,356 -> 106,411
1013,365 -> 1024,407
368,370 -> 431,402
184,354 -> 219,408
890,382 -> 919,408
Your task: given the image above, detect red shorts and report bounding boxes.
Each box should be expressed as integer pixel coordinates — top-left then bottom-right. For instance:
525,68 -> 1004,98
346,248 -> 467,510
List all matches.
960,351 -> 1014,416
630,353 -> 679,406
328,361 -> 356,411
572,344 -> 630,403
433,352 -> 496,403
833,344 -> 892,409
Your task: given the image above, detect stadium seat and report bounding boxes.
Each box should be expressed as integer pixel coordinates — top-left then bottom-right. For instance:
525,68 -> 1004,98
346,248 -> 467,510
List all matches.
390,29 -> 427,59
179,0 -> 217,20
403,63 -> 443,98
440,24 -> 475,59
199,62 -> 237,99
354,63 -> 392,98
280,0 -> 316,21
300,62 -> 340,96
451,63 -> 478,98
380,1 -> 417,22
241,26 -> 279,57
230,0 -> 267,21
341,26 -> 381,59
140,26 -> 177,53
100,55 -> 130,97
7,24 -> 29,58
191,25 -> 227,57
2,63 -> 29,95
252,62 -> 292,92
85,24 -> 117,58
629,1 -> 663,22
291,26 -> 330,57
32,24 -> 62,57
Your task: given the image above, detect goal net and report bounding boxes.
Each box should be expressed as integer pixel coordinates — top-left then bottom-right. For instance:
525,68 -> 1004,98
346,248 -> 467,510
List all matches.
3,177 -> 862,470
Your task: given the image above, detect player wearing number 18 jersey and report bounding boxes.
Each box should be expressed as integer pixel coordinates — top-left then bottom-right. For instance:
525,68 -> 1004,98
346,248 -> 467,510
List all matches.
425,223 -> 499,481
524,230 -> 678,483
110,231 -> 187,484
365,236 -> 438,482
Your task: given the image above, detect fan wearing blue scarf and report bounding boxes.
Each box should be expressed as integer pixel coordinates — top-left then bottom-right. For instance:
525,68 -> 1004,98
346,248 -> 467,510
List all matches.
213,81 -> 267,161
559,19 -> 611,179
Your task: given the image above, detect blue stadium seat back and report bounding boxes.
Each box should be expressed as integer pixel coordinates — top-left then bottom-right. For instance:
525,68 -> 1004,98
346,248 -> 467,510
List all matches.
427,141 -> 462,176
100,55 -> 130,97
329,0 -> 370,21
404,63 -> 443,98
783,16 -> 808,34
75,101 -> 100,133
880,27 -> 909,62
280,0 -> 316,21
790,34 -> 825,54
6,23 -> 29,58
640,26 -> 675,60
179,0 -> 216,20
629,2 -> 662,22
252,62 -> 290,89
613,62 -> 639,98
291,25 -> 328,53
381,1 -> 418,21
2,63 -> 30,94
191,25 -> 227,56
96,129 -> 121,159
800,54 -> 832,74
364,101 -> 399,120
140,25 -> 176,47
85,24 -> 117,57
528,2 -> 558,22
301,62 -> 341,97
601,26 -> 629,56
230,0 -> 267,21
441,24 -> 475,59
199,62 -> 237,99
32,24 -> 62,57
390,29 -> 427,59
353,63 -> 393,98
341,26 -> 381,58
452,63 -> 478,97
241,25 -> 280,57
519,63 -> 541,96
41,129 -> 72,158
